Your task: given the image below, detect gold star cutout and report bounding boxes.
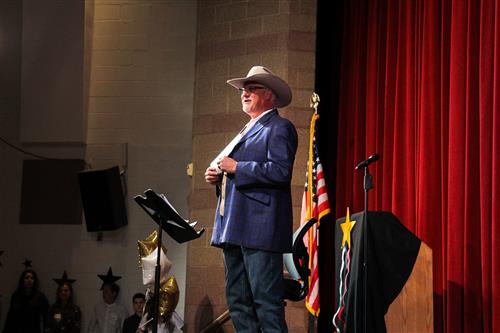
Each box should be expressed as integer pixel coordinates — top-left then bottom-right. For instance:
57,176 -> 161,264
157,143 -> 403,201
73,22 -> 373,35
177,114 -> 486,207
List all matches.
340,207 -> 356,248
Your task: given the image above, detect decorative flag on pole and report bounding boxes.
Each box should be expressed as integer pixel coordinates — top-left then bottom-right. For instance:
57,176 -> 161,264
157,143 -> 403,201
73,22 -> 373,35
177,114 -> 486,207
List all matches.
301,93 -> 331,316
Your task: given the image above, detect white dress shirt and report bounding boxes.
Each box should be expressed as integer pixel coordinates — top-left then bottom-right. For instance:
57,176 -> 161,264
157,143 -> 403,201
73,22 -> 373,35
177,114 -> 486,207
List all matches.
210,108 -> 274,173
87,300 -> 128,333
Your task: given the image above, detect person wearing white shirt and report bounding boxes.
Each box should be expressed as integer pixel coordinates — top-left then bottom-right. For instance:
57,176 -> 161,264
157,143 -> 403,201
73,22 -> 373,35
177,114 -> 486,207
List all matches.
87,283 -> 128,333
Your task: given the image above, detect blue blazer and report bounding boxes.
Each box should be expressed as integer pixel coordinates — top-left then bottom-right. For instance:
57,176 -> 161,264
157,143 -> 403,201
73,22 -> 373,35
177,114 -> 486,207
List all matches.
211,109 -> 298,253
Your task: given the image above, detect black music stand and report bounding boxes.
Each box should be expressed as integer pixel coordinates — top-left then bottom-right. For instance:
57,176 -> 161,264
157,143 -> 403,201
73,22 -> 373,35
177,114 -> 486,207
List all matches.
134,189 -> 204,333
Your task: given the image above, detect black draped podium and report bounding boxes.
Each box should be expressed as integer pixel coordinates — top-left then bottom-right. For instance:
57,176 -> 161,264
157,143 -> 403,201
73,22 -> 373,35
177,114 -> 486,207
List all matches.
333,211 -> 421,333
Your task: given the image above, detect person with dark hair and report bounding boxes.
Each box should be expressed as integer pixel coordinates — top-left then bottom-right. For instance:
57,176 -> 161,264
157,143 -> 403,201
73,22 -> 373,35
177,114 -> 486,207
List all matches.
122,293 -> 145,333
87,268 -> 128,333
3,268 -> 49,333
46,271 -> 81,333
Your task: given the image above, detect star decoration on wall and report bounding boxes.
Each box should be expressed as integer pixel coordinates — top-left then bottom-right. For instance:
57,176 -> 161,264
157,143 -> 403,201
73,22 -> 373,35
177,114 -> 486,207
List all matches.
98,267 -> 121,289
53,270 -> 76,285
340,207 -> 356,249
22,258 -> 33,269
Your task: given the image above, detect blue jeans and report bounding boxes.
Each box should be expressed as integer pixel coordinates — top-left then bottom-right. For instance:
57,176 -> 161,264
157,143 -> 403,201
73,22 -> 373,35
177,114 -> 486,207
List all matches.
223,244 -> 288,333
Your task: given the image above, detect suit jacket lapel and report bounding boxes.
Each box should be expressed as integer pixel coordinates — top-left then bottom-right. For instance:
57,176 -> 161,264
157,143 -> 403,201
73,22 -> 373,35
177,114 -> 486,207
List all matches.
226,109 -> 277,156
238,109 -> 277,143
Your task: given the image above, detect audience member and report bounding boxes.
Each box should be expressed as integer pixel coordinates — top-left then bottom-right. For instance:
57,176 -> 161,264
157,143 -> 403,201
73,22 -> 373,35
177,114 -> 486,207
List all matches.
87,268 -> 128,333
46,271 -> 81,333
122,293 -> 145,333
3,267 -> 49,333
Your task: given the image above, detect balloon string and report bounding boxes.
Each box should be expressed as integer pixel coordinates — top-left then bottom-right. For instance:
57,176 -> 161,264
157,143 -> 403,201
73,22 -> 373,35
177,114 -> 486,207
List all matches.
139,318 -> 154,330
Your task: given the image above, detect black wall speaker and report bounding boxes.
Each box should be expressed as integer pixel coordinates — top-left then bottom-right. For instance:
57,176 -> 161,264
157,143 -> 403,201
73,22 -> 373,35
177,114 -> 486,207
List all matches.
78,166 -> 128,232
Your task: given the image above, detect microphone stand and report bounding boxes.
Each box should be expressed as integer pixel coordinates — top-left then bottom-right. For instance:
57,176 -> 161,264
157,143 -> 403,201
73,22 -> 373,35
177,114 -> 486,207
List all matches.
361,165 -> 372,333
355,153 -> 378,333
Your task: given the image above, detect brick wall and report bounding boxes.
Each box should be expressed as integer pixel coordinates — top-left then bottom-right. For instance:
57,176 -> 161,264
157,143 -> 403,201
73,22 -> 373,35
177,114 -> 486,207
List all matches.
0,1 -> 197,331
85,0 -> 198,324
0,1 -> 317,331
186,1 -> 318,332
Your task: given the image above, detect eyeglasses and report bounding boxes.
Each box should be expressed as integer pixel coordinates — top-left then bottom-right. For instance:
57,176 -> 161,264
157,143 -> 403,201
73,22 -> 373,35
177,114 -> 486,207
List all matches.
238,86 -> 268,93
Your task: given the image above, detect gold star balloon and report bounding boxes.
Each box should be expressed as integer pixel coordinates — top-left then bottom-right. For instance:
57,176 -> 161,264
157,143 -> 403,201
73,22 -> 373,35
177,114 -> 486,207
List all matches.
159,276 -> 179,319
138,230 -> 172,286
138,230 -> 165,259
340,207 -> 356,249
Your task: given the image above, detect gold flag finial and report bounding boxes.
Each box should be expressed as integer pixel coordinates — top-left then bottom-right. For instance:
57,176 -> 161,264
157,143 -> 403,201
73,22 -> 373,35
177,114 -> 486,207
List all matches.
310,92 -> 320,113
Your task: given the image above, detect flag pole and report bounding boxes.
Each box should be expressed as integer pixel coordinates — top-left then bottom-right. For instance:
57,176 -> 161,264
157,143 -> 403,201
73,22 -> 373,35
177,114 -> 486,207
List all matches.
303,92 -> 331,331
307,92 -> 320,333
310,92 -> 320,115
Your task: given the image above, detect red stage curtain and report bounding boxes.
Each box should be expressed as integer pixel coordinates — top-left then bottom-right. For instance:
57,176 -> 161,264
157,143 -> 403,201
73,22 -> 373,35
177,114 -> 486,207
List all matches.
334,0 -> 499,332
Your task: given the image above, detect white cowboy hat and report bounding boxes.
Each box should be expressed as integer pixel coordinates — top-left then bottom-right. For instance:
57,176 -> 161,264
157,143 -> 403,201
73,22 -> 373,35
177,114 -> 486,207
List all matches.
226,66 -> 292,108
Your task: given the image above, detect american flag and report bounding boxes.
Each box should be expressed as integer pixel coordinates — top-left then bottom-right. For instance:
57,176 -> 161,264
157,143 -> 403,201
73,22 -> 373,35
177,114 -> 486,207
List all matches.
301,112 -> 331,316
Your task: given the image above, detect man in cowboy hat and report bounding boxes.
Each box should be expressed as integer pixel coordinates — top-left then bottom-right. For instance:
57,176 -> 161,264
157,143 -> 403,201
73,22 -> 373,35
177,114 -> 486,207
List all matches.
205,65 -> 297,332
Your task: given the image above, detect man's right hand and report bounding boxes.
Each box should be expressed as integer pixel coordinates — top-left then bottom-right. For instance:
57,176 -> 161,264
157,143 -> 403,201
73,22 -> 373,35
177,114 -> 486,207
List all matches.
205,166 -> 222,185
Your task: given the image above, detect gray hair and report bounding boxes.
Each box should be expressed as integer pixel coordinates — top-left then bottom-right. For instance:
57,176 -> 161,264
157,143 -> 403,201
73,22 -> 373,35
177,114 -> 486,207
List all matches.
270,91 -> 278,107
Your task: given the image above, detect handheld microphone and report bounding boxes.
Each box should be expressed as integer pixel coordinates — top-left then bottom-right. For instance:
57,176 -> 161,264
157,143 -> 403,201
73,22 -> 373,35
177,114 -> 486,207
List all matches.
355,153 -> 380,170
